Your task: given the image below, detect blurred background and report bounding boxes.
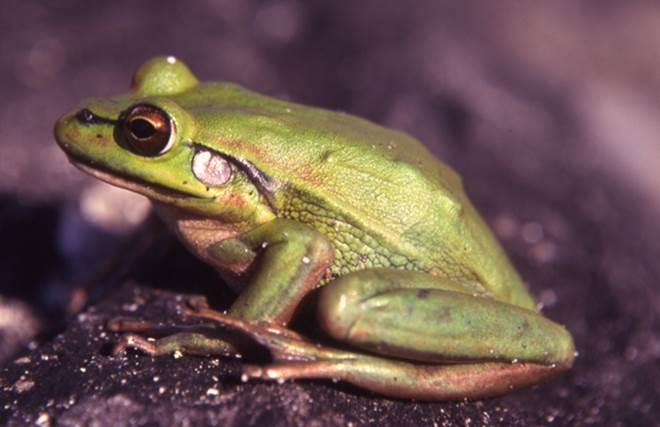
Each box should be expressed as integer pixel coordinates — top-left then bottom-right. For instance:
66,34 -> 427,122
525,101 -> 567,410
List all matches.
1,1 -> 660,424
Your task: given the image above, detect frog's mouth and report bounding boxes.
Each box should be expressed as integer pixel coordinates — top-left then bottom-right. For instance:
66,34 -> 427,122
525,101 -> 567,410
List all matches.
66,154 -> 211,202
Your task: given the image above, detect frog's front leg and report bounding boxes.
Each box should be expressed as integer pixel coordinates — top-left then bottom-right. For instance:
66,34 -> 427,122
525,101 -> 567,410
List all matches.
112,218 -> 333,356
218,218 -> 333,324
201,268 -> 575,399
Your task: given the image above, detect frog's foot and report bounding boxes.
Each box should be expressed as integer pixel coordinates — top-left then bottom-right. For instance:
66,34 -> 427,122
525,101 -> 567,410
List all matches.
109,296 -> 237,357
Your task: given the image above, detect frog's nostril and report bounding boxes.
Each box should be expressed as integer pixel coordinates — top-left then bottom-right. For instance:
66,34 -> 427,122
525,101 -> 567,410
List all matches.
76,108 -> 95,124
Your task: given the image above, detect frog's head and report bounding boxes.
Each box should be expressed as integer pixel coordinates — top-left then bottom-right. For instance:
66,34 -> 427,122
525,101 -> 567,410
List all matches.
54,56 -> 274,224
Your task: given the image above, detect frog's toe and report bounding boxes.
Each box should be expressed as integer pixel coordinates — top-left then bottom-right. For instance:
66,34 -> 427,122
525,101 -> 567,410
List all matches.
183,306 -> 304,341
113,333 -> 158,355
187,295 -> 211,311
107,317 -> 159,333
242,361 -> 343,383
182,306 -> 356,363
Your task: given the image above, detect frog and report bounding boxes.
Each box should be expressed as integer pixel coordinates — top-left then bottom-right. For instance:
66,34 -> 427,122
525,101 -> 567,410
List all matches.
54,56 -> 575,400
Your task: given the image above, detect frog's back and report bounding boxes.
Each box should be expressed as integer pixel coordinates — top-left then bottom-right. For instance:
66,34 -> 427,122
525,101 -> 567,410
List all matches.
180,83 -> 533,307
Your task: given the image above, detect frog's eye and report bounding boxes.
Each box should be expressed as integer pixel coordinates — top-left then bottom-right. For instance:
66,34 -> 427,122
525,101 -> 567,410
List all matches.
121,104 -> 175,156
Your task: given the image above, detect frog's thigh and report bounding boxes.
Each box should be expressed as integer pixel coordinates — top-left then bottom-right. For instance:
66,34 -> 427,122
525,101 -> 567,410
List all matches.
318,268 -> 574,366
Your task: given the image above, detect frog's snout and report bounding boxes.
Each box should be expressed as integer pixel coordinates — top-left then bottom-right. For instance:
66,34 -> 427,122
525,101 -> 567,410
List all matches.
53,113 -> 74,150
54,109 -> 109,159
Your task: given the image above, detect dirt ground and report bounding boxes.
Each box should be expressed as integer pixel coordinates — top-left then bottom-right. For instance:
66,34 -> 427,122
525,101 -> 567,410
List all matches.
1,1 -> 659,426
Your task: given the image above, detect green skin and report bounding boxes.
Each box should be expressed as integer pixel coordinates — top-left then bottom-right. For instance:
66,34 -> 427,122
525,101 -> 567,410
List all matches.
54,56 -> 575,400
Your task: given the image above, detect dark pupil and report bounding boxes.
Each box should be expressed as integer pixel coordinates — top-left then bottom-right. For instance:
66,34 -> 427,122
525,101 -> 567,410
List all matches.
128,118 -> 156,139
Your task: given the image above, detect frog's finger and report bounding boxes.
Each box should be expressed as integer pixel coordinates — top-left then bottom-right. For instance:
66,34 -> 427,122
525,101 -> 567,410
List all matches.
243,357 -> 563,400
107,317 -> 218,336
185,306 -> 357,361
107,318 -> 160,333
113,332 -> 236,357
183,306 -> 305,341
318,268 -> 575,366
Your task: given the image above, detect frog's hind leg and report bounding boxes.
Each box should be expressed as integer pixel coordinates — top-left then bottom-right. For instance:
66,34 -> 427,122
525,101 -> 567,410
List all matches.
185,300 -> 570,400
191,268 -> 575,399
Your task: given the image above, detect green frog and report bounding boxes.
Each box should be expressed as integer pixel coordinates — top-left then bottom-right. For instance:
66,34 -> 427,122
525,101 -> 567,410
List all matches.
54,56 -> 574,400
